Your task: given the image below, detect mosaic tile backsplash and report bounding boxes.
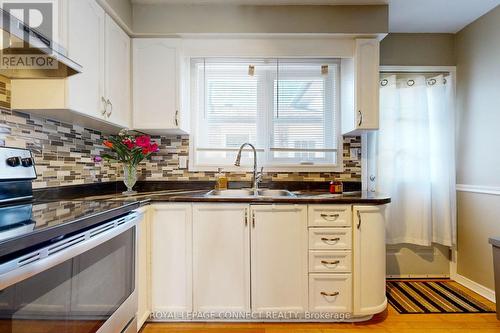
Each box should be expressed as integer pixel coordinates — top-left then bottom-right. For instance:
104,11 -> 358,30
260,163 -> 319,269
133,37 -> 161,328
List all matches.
0,108 -> 361,188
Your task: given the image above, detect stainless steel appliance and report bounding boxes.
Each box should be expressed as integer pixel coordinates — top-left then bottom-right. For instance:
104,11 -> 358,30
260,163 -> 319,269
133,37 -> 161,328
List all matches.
0,8 -> 82,78
0,147 -> 140,333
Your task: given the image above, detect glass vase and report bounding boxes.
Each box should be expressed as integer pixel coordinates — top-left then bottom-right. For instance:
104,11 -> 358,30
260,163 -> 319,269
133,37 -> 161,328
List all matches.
122,164 -> 138,195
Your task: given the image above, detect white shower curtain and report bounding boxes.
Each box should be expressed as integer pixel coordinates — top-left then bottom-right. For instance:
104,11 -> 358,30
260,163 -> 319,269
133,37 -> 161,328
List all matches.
371,74 -> 456,247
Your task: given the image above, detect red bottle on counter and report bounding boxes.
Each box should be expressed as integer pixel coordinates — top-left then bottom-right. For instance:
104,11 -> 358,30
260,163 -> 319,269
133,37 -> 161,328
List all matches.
329,181 -> 343,194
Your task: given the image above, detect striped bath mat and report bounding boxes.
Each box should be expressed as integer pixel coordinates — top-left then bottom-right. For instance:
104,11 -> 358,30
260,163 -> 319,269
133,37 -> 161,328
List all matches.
386,280 -> 495,314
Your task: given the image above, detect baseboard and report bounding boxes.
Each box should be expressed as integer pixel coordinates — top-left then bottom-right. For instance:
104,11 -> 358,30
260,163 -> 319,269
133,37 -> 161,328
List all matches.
387,274 -> 450,279
453,273 -> 496,303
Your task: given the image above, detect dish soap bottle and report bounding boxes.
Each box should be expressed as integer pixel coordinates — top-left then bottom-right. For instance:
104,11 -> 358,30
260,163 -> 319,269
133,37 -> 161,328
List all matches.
215,168 -> 228,190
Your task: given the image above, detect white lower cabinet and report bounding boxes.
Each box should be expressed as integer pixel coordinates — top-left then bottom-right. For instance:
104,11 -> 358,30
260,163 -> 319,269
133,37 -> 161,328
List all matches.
144,202 -> 387,324
308,251 -> 352,273
250,205 -> 308,313
192,204 -> 250,313
353,205 -> 387,316
150,204 -> 192,313
136,207 -> 150,330
309,274 -> 352,313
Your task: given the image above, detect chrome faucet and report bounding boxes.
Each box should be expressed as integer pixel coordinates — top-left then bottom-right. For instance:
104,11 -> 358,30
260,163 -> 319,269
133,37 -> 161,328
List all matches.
234,143 -> 263,191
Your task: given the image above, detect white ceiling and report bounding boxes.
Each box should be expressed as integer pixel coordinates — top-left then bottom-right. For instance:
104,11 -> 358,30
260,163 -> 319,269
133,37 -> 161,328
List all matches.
131,0 -> 500,33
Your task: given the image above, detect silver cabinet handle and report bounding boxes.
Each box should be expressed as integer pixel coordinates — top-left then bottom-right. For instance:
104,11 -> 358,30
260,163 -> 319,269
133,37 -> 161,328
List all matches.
321,237 -> 340,242
358,110 -> 363,127
174,110 -> 179,126
321,260 -> 340,265
101,96 -> 107,115
320,213 -> 340,220
321,291 -> 339,297
106,99 -> 113,117
357,210 -> 362,229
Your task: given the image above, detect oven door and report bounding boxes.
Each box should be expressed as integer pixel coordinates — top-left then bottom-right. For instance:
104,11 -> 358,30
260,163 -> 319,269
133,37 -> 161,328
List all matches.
0,212 -> 140,333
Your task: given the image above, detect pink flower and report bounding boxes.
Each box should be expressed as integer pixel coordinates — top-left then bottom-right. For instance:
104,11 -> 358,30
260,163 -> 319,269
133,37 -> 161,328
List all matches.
93,156 -> 102,163
123,138 -> 135,149
136,135 -> 151,148
150,143 -> 159,152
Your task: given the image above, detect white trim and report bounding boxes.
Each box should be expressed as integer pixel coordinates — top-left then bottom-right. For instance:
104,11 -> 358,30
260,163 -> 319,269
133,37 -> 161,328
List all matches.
456,184 -> 500,196
387,274 -> 450,279
452,273 -> 496,303
188,55 -> 344,173
450,241 -> 495,303
379,65 -> 457,75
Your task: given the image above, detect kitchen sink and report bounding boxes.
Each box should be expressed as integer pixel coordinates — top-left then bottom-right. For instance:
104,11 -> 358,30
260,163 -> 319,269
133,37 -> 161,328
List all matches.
205,189 -> 296,198
256,189 -> 296,197
205,189 -> 255,197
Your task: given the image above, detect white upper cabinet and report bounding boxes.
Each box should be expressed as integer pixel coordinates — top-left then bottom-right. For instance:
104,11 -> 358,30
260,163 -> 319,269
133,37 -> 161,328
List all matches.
341,38 -> 380,135
192,204 -> 250,313
10,0 -> 131,130
132,38 -> 188,134
250,205 -> 308,313
66,0 -> 106,119
104,14 -> 131,127
352,205 -> 387,316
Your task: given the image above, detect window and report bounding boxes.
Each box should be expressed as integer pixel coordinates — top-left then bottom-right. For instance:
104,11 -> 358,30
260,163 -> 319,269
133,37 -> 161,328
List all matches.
190,58 -> 342,171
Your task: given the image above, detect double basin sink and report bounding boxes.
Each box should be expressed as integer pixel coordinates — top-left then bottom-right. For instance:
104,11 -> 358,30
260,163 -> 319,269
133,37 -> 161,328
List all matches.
205,188 -> 296,198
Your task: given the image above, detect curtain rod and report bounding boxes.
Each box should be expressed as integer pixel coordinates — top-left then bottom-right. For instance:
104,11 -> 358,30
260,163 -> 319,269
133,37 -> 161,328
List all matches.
379,71 -> 451,75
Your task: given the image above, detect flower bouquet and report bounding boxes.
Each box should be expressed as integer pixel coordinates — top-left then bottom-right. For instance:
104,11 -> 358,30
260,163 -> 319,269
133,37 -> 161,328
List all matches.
100,130 -> 159,194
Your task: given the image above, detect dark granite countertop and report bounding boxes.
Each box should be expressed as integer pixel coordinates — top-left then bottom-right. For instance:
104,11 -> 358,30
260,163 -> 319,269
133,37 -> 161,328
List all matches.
77,189 -> 391,205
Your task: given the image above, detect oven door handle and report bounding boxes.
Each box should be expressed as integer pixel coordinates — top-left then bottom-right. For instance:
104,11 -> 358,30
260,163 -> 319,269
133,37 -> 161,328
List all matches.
0,211 -> 142,290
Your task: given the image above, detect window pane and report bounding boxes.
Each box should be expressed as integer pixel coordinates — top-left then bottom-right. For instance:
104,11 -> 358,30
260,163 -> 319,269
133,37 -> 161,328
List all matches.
271,62 -> 337,164
191,58 -> 340,168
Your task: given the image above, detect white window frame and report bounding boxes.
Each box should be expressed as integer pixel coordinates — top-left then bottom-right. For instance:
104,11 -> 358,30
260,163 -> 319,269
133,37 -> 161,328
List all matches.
188,57 -> 344,173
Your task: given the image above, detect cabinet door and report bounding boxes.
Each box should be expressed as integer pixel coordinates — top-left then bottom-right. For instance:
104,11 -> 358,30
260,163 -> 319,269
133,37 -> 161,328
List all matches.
353,205 -> 387,316
354,38 -> 379,130
105,14 -> 131,127
66,0 -> 105,118
251,205 -> 308,313
132,38 -> 183,133
150,204 -> 192,313
136,207 -> 150,330
192,204 -> 250,313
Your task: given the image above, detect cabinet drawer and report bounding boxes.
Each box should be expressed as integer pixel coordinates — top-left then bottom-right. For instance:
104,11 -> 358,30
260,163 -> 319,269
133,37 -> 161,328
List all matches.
308,205 -> 351,227
309,251 -> 351,273
309,228 -> 352,250
309,274 -> 352,313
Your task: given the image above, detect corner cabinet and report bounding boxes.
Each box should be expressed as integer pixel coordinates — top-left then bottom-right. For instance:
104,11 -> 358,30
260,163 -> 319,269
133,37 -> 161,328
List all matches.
132,39 -> 189,135
353,205 -> 387,316
341,38 -> 380,135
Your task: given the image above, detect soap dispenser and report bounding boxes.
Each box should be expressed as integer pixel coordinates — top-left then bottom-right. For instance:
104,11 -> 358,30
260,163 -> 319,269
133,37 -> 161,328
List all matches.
215,168 -> 228,190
